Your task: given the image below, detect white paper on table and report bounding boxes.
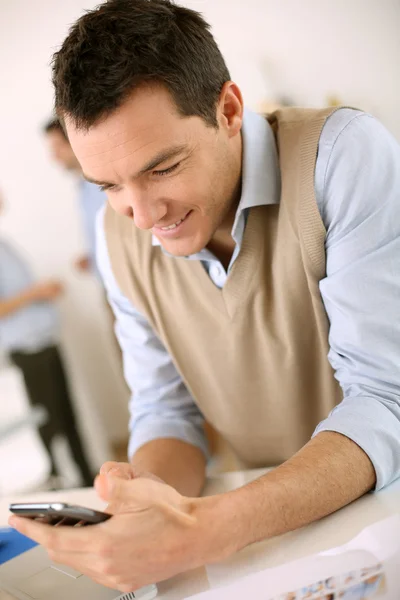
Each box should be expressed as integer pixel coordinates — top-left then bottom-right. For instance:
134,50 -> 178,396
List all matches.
187,515 -> 400,600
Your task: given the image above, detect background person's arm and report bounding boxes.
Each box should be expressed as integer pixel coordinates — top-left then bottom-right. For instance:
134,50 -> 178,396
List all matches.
74,254 -> 92,272
96,208 -> 208,496
0,289 -> 35,318
0,281 -> 62,318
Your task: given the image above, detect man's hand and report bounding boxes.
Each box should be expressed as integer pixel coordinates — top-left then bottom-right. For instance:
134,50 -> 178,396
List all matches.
8,433 -> 375,592
98,461 -> 163,515
28,280 -> 64,302
74,255 -> 92,272
99,461 -> 138,481
8,473 -> 230,593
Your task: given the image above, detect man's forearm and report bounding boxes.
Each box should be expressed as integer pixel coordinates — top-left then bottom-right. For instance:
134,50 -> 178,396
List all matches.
197,431 -> 376,559
131,438 -> 206,497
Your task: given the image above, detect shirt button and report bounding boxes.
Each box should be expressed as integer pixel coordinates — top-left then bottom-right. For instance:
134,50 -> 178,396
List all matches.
210,264 -> 227,287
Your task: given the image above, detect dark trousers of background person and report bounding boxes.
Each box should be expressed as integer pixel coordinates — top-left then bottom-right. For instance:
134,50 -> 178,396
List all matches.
10,345 -> 93,487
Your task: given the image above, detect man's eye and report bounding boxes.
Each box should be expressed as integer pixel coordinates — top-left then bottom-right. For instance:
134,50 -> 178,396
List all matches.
153,162 -> 180,177
99,184 -> 117,192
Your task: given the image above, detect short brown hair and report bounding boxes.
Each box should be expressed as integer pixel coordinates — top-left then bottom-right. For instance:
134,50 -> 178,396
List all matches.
52,0 -> 231,130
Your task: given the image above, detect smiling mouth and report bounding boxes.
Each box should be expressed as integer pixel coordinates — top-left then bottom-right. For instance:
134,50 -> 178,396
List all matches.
160,216 -> 186,230
153,211 -> 191,232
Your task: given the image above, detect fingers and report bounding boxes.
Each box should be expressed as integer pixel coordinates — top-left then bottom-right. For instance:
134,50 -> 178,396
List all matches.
97,463 -> 137,502
95,473 -> 153,505
95,474 -> 130,503
100,461 -> 135,479
96,472 -> 178,510
99,461 -> 165,486
8,516 -> 129,589
95,474 -> 109,502
100,461 -> 116,475
8,516 -> 98,553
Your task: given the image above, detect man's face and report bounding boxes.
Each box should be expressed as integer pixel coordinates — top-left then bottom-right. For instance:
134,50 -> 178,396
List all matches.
46,130 -> 80,171
66,83 -> 243,256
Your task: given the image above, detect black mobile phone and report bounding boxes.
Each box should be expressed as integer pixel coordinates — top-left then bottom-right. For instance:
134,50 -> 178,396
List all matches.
9,502 -> 111,526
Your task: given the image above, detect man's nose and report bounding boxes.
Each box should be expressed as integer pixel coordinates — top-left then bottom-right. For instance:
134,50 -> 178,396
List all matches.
111,188 -> 167,230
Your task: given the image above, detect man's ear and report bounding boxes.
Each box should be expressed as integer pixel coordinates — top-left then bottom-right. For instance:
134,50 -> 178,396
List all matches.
217,81 -> 244,138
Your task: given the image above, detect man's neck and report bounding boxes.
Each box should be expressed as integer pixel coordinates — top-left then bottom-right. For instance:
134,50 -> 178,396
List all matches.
207,189 -> 241,271
207,235 -> 235,272
207,128 -> 244,270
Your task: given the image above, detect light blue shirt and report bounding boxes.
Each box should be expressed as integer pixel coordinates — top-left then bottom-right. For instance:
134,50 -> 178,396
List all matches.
96,108 -> 400,491
0,240 -> 58,352
78,180 -> 107,275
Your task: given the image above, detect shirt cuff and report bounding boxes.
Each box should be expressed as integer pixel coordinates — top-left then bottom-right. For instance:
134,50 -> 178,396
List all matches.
312,395 -> 400,491
128,418 -> 210,462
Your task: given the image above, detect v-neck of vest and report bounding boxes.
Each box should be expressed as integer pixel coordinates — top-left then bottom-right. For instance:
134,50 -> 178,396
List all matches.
189,205 -> 270,319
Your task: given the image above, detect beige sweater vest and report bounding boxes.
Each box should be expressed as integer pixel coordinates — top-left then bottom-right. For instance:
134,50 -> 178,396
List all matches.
104,107 -> 343,467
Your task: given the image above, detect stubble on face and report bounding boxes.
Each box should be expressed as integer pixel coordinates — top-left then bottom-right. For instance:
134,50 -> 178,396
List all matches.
65,83 -> 243,257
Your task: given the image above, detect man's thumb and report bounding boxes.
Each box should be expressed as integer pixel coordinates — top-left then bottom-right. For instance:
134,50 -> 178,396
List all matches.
95,473 -> 128,503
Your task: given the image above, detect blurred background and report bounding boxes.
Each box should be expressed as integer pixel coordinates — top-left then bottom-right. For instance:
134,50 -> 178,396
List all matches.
0,0 -> 399,495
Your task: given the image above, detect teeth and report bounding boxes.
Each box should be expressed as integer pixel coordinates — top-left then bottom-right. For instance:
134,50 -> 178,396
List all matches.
161,217 -> 184,230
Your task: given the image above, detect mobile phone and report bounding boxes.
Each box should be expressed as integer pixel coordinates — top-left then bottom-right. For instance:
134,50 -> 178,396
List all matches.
9,502 -> 111,526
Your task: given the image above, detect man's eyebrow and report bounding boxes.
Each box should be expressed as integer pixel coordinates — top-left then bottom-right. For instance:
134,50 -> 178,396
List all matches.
83,144 -> 188,188
138,144 -> 188,176
82,174 -> 111,187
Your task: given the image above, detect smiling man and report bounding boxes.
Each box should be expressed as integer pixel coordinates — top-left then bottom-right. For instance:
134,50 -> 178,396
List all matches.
10,0 -> 400,594
76,83 -> 241,264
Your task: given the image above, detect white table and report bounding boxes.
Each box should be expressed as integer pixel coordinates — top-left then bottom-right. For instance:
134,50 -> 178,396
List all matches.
1,470 -> 399,599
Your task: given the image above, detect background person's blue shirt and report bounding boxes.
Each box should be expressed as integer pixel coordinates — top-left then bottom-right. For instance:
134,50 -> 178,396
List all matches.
96,108 -> 400,491
78,180 -> 107,277
0,240 -> 58,352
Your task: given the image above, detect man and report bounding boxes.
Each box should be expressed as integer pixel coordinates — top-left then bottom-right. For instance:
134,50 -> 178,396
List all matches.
0,194 -> 93,487
43,118 -> 105,275
11,0 -> 400,594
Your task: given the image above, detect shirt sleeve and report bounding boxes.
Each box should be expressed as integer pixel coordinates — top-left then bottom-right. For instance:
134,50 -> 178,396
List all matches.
313,109 -> 400,490
78,182 -> 106,278
95,207 -> 209,460
0,246 -> 4,297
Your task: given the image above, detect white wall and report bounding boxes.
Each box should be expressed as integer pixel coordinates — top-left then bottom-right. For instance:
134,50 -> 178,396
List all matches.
0,0 -> 398,468
193,0 -> 399,138
0,1 -> 132,470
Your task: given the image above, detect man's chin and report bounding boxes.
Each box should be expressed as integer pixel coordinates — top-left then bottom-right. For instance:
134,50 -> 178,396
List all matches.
157,235 -> 206,258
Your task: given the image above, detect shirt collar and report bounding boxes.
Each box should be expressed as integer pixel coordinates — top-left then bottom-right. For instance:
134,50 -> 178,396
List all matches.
152,107 -> 280,248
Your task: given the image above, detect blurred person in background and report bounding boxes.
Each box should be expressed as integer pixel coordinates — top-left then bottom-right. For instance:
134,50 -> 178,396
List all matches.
43,117 -> 128,389
0,191 -> 93,487
43,118 -> 106,276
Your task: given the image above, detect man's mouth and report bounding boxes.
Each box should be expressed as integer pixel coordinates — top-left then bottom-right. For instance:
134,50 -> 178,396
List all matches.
159,215 -> 187,230
153,211 -> 192,236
